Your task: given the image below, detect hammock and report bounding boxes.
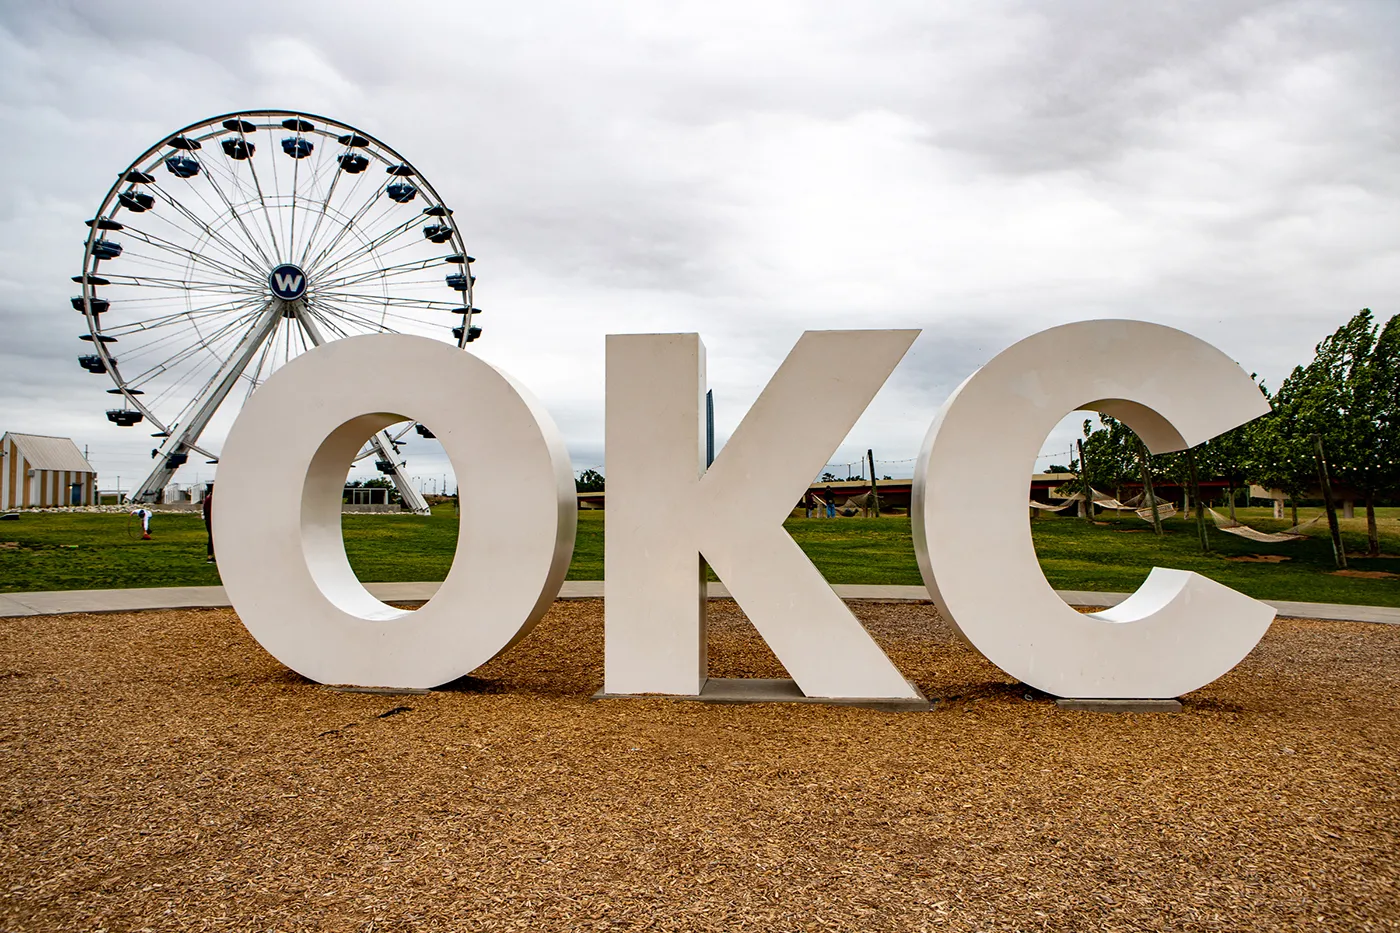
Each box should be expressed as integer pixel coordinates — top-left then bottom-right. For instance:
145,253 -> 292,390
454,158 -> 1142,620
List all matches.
810,492 -> 875,516
1030,489 -> 1140,513
1088,488 -> 1135,511
1207,508 -> 1320,544
1135,501 -> 1178,522
838,491 -> 874,515
1030,498 -> 1079,512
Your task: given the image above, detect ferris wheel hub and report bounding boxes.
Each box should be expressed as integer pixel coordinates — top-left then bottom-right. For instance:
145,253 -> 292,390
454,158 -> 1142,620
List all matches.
268,263 -> 308,301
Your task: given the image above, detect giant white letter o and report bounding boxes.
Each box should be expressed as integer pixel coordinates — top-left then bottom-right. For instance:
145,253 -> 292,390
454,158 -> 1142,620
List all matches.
214,335 -> 577,689
912,320 -> 1275,699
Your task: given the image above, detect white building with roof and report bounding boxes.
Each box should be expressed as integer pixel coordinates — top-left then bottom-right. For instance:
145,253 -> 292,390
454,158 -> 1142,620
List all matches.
0,433 -> 97,509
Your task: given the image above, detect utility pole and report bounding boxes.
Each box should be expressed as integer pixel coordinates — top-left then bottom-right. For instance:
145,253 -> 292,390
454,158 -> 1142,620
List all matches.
1313,434 -> 1347,569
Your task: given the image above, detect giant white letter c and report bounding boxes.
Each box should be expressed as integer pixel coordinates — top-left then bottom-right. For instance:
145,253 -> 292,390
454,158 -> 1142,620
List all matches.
912,320 -> 1275,699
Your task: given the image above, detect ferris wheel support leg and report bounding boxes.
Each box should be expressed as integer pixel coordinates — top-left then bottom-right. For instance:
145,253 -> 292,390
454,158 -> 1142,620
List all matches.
130,303 -> 283,503
371,433 -> 432,515
291,303 -> 430,515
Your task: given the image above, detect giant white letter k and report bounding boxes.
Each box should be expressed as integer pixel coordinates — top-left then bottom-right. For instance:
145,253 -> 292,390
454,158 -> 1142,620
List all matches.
604,330 -> 923,700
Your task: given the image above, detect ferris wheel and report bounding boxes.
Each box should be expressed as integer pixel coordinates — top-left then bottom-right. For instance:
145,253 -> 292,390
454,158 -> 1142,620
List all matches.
74,110 -> 482,513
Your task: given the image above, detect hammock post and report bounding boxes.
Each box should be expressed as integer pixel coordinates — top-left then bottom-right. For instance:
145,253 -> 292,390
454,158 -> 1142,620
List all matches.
1312,434 -> 1347,570
1136,438 -> 1163,536
1076,438 -> 1093,521
867,449 -> 880,518
1186,447 -> 1211,553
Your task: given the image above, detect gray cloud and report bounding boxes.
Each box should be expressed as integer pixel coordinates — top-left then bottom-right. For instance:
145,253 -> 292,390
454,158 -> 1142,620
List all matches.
0,1 -> 1396,491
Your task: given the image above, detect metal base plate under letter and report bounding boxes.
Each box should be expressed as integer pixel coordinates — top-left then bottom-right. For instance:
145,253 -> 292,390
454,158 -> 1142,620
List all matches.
1055,697 -> 1183,713
594,678 -> 932,712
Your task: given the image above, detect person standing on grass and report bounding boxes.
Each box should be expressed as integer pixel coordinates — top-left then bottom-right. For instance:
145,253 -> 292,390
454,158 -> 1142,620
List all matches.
202,484 -> 215,563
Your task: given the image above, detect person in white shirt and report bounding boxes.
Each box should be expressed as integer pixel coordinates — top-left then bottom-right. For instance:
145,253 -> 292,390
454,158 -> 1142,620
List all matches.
130,507 -> 152,540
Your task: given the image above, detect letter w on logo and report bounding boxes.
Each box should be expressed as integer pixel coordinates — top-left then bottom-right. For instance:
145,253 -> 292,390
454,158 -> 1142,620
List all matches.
274,272 -> 303,293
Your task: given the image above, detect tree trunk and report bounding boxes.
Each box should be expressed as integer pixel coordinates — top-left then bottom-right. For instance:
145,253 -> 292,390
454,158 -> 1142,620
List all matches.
1227,480 -> 1237,523
1137,439 -> 1163,537
1291,495 -> 1298,528
1186,448 -> 1210,554
1366,491 -> 1379,557
1312,434 -> 1347,570
1076,438 -> 1093,521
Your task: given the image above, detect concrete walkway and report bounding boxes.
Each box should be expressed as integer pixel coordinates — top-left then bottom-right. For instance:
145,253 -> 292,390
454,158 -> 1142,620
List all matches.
0,581 -> 1396,625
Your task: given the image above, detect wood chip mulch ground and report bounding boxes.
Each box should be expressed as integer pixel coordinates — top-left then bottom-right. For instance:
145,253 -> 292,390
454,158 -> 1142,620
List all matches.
2,599 -> 1397,932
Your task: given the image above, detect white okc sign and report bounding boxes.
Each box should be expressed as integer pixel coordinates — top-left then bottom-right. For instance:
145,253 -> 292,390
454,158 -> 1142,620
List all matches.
215,321 -> 1275,701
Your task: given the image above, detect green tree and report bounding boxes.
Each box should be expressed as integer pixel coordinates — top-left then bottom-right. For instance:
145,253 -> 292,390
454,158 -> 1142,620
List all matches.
1079,415 -> 1141,503
1336,311 -> 1400,555
1253,310 -> 1386,565
1199,422 -> 1252,521
1246,377 -> 1312,527
575,469 -> 606,493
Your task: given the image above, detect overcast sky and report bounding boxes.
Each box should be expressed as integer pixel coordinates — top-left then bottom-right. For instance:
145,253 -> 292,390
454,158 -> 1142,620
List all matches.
1,1 -> 1396,494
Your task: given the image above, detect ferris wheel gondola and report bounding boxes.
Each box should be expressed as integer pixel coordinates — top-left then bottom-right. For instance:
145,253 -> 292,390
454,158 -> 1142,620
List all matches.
74,111 -> 483,512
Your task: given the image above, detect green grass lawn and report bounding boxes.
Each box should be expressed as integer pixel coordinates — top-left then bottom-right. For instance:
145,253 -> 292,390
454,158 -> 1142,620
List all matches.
2,504 -> 1397,606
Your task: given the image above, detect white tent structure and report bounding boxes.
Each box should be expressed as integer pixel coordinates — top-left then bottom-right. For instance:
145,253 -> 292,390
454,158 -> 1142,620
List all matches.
1,433 -> 97,509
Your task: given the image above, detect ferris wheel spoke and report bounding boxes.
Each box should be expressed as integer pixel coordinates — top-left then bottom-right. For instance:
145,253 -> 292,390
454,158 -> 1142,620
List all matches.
288,132 -> 308,260
322,234 -> 451,275
110,249 -> 264,294
98,272 -> 263,293
117,226 -> 266,287
141,303 -> 277,403
101,296 -> 271,338
307,196 -> 422,275
313,255 -> 446,290
301,174 -> 394,273
316,290 -> 463,312
231,124 -> 285,260
294,164 -> 345,268
308,215 -> 424,279
310,302 -> 447,336
118,207 -> 265,283
144,183 -> 270,276
193,153 -> 276,267
300,302 -> 358,340
306,296 -> 403,335
115,305 -> 269,380
294,156 -> 373,268
317,267 -> 453,291
148,172 -> 272,272
264,124 -> 295,258
199,157 -> 281,265
287,134 -> 342,255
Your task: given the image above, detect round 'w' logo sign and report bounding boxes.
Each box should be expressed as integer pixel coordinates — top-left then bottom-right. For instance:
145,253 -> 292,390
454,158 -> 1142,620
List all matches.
268,264 -> 308,301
